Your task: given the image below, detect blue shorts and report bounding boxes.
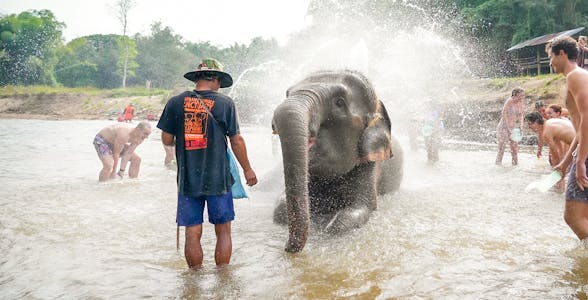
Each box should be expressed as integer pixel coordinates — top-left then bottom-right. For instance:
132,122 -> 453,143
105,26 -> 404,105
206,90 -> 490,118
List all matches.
566,158 -> 588,203
177,192 -> 234,226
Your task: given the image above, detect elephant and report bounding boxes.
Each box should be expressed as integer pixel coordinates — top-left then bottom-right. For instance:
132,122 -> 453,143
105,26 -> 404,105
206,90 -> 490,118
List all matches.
272,70 -> 404,253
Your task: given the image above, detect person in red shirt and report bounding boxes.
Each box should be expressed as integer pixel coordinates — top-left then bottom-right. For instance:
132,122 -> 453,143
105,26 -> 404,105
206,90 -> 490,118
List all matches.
123,103 -> 135,122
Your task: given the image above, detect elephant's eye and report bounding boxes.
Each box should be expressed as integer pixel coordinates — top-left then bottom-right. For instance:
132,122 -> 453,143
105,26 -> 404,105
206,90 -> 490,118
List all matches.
334,97 -> 346,108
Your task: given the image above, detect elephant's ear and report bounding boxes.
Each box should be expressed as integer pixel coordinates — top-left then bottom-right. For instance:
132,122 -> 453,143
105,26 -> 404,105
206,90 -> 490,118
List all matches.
358,100 -> 393,163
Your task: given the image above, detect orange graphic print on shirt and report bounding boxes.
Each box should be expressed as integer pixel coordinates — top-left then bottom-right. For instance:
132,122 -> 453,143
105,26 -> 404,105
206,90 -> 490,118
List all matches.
184,96 -> 214,150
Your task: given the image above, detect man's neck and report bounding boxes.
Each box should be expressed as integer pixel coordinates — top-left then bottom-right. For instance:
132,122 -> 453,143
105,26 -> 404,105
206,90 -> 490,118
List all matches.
195,81 -> 219,91
563,60 -> 580,76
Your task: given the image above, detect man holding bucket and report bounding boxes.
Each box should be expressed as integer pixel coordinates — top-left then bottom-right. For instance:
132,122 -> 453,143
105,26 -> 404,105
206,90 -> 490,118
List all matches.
157,58 -> 257,268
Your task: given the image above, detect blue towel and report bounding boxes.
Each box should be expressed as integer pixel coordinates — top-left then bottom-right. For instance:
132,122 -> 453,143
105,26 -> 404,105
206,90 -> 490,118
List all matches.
227,148 -> 248,199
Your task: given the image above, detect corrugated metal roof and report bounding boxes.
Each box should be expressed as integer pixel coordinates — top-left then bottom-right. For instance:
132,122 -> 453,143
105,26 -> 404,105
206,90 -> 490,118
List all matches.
506,27 -> 584,52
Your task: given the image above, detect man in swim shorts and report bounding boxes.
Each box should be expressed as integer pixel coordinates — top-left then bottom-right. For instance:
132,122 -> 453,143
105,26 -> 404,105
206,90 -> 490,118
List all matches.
548,36 -> 588,247
157,58 -> 257,268
93,121 -> 151,181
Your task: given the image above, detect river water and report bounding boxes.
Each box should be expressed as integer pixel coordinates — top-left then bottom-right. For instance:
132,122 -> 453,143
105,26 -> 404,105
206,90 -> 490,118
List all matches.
1,119 -> 587,299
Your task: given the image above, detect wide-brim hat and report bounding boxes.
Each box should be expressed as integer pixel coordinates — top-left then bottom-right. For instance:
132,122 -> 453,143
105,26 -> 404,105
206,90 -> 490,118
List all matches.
183,58 -> 233,88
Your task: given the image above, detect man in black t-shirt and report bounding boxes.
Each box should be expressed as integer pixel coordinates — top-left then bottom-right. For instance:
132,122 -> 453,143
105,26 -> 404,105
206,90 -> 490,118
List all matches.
157,58 -> 257,268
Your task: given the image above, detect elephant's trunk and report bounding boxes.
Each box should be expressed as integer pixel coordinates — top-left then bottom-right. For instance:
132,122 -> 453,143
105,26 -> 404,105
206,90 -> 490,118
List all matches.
273,95 -> 317,252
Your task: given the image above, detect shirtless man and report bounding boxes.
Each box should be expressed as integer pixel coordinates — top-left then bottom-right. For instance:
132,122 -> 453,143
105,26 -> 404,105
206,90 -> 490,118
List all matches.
525,112 -> 575,191
93,121 -> 152,181
548,36 -> 588,246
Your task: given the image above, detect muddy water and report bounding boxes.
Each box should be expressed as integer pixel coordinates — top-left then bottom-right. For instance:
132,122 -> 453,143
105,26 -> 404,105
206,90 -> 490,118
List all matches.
1,119 -> 587,299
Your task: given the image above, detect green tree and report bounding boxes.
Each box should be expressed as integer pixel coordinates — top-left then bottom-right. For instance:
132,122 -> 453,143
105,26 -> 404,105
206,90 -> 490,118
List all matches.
132,22 -> 194,89
56,34 -> 136,88
54,38 -> 98,87
0,9 -> 64,85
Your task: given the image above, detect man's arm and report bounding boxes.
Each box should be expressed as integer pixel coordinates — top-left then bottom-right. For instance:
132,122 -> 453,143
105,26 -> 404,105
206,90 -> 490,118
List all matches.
537,134 -> 544,158
161,131 -> 175,146
545,133 -> 560,167
117,143 -> 139,176
228,134 -> 257,186
110,136 -> 127,178
568,72 -> 588,189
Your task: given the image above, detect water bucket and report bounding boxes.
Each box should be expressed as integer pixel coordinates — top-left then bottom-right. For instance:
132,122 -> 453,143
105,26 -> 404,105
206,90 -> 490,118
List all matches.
510,128 -> 522,142
537,170 -> 562,193
525,170 -> 562,193
422,125 -> 434,137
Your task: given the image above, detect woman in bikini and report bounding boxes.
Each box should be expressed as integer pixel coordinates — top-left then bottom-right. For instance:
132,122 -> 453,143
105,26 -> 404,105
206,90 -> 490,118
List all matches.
495,88 -> 525,165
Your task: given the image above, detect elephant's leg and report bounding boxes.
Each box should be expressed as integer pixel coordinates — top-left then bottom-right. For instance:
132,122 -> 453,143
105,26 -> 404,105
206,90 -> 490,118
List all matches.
323,163 -> 377,234
323,203 -> 371,234
273,194 -> 288,225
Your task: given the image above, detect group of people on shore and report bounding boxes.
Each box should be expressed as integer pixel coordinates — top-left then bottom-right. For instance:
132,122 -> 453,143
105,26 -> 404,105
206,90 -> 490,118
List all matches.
496,36 -> 588,249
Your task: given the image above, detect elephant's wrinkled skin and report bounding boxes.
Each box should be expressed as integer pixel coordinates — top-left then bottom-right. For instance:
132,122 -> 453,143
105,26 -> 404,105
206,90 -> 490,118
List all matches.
272,70 -> 404,252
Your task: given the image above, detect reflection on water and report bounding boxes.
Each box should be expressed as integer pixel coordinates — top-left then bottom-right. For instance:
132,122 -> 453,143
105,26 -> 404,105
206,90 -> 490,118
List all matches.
1,119 -> 588,298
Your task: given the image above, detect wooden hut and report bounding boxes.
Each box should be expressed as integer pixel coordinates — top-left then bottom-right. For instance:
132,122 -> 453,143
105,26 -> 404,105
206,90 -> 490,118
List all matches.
507,27 -> 584,76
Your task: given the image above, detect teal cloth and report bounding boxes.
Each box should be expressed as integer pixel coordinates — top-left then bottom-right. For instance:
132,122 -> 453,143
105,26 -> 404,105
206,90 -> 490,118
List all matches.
227,148 -> 248,199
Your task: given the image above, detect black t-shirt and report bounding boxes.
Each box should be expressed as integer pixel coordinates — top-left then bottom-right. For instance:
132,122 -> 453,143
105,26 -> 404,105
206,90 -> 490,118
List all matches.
157,90 -> 239,197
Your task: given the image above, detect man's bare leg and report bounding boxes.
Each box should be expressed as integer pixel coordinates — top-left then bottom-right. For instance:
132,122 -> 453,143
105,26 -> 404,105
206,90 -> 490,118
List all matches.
99,155 -> 114,182
185,224 -> 203,269
214,222 -> 232,266
564,201 -> 588,242
128,153 -> 141,178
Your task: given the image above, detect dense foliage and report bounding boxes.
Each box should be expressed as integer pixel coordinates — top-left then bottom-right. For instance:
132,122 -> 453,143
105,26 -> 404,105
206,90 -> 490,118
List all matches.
0,10 -> 63,85
1,1 -> 588,88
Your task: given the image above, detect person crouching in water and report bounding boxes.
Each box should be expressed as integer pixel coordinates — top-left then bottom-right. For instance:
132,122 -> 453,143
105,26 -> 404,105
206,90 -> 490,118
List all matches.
93,121 -> 152,181
525,112 -> 575,192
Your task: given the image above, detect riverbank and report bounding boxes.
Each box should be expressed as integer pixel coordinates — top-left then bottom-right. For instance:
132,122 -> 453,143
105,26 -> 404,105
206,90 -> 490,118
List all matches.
0,86 -> 171,120
0,75 -> 567,142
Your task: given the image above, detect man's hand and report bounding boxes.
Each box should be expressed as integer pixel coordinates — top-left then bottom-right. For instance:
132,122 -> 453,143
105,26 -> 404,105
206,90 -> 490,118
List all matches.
110,170 -> 122,180
243,169 -> 257,186
576,162 -> 588,191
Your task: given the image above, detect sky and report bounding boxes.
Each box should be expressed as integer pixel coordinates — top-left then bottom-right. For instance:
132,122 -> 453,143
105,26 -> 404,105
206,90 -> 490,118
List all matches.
0,0 -> 311,47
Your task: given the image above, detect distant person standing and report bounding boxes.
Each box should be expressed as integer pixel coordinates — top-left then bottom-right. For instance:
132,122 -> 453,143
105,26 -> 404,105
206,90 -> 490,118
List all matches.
157,58 -> 257,268
525,112 -> 575,191
548,36 -> 588,247
495,88 -> 525,166
422,100 -> 444,162
577,36 -> 588,68
93,121 -> 152,181
123,103 -> 135,122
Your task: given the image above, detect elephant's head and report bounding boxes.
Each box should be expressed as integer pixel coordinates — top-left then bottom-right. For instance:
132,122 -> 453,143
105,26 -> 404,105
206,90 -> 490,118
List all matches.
272,70 -> 393,252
